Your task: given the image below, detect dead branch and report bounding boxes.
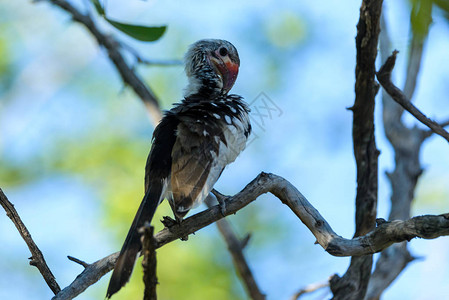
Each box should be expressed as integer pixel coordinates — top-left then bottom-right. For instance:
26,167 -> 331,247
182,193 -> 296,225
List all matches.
365,12 -> 424,299
141,225 -> 158,300
67,256 -> 89,268
43,0 -> 163,125
49,172 -> 449,300
206,195 -> 265,300
377,51 -> 449,144
52,252 -> 119,300
330,0 -> 383,298
0,188 -> 61,295
290,279 -> 330,300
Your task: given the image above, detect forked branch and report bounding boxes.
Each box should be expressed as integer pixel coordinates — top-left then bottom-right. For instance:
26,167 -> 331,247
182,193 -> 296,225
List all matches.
48,172 -> 449,299
377,51 -> 449,143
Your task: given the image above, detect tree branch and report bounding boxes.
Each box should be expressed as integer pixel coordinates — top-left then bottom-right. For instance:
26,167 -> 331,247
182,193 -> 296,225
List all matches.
290,279 -> 329,300
141,225 -> 158,300
365,11 -> 424,299
52,253 -> 119,300
43,0 -> 163,125
330,0 -> 382,298
377,51 -> 449,144
67,255 -> 89,268
205,195 -> 265,300
0,188 -> 61,295
49,172 -> 449,299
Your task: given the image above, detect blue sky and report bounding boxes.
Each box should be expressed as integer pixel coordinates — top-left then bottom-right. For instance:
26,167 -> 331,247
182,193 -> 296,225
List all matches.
1,0 -> 449,299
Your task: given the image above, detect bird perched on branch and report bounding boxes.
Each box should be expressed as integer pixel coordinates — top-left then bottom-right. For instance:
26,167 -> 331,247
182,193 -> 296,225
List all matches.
106,39 -> 251,298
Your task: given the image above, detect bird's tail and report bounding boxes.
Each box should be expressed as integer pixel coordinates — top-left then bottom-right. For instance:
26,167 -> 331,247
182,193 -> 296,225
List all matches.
106,180 -> 163,298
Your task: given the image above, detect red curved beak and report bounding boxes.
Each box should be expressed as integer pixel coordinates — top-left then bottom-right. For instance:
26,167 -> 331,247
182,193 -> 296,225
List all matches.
222,60 -> 239,92
210,53 -> 239,93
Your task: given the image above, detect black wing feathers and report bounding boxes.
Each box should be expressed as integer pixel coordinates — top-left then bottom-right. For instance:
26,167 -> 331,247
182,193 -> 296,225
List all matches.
106,115 -> 178,299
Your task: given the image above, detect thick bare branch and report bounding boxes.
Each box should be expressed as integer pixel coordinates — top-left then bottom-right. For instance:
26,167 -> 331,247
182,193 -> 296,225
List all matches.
0,188 -> 61,295
330,0 -> 382,298
377,51 -> 449,144
50,173 -> 449,300
43,0 -> 163,125
366,12 -> 424,299
351,0 -> 382,238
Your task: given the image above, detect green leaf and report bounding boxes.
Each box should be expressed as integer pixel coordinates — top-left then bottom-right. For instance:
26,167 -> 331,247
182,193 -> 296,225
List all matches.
90,0 -> 105,16
105,18 -> 166,42
434,0 -> 449,23
410,0 -> 433,39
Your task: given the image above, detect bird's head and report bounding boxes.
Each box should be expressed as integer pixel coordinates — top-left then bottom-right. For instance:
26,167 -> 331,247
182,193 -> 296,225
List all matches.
184,39 -> 240,98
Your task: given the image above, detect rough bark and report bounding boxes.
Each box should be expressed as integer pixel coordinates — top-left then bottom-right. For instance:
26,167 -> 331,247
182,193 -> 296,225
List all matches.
44,172 -> 449,299
330,0 -> 383,298
141,225 -> 158,300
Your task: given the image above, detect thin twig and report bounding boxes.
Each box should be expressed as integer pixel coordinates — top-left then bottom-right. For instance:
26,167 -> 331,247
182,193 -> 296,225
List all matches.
139,59 -> 183,66
423,119 -> 449,139
51,172 -> 449,300
377,51 -> 449,144
0,188 -> 61,295
44,0 -> 163,125
67,256 -> 90,268
206,194 -> 265,300
290,279 -> 330,300
440,119 -> 449,128
119,41 -> 183,66
52,252 -> 119,300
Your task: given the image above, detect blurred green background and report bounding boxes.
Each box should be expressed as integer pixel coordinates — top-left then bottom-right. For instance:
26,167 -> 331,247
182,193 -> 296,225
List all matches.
1,0 -> 449,299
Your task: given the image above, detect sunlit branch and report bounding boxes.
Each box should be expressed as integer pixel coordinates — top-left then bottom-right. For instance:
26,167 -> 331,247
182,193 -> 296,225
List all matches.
48,172 -> 449,300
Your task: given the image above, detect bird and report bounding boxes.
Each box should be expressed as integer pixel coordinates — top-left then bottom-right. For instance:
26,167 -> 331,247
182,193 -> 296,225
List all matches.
106,39 -> 251,298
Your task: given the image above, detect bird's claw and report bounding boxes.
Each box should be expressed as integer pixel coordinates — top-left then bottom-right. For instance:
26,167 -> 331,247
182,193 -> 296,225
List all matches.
161,216 -> 179,228
217,195 -> 230,217
161,216 -> 189,241
211,189 -> 231,217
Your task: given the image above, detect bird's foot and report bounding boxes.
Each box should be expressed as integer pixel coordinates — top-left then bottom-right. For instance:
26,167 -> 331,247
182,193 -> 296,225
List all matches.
212,190 -> 230,217
161,216 -> 189,241
161,216 -> 179,228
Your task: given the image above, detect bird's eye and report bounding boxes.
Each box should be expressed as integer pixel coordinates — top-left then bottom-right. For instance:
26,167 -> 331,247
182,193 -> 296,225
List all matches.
219,47 -> 228,56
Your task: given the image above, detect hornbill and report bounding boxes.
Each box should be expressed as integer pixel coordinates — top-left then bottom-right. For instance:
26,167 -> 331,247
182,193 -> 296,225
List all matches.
106,39 -> 251,298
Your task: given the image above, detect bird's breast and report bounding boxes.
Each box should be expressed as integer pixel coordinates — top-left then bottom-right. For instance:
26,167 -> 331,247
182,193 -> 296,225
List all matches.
215,116 -> 249,166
